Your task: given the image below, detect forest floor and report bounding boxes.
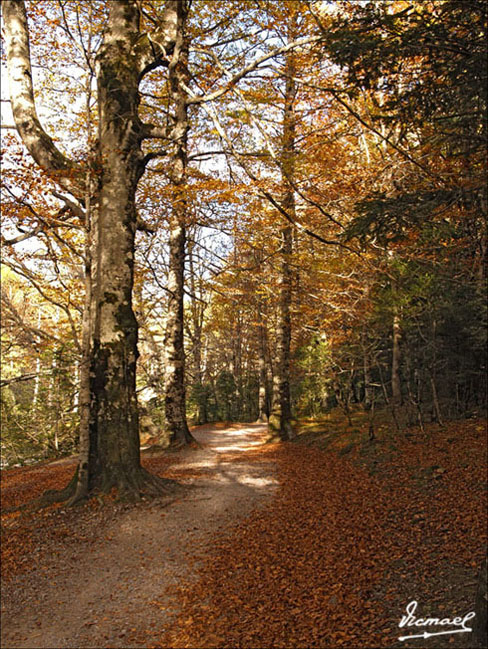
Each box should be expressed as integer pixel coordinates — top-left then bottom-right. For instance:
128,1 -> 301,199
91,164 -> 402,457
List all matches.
0,414 -> 486,649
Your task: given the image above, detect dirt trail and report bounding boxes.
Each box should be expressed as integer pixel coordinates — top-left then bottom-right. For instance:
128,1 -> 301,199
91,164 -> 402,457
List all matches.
1,423 -> 275,649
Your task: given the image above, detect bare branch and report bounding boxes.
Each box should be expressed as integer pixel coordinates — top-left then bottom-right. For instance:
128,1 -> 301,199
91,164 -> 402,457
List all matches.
185,35 -> 324,106
3,0 -> 85,197
0,372 -> 37,387
52,192 -> 86,220
137,0 -> 178,77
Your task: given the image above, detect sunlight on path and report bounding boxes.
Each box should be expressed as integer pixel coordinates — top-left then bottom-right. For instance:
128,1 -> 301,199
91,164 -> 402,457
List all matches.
163,423 -> 278,491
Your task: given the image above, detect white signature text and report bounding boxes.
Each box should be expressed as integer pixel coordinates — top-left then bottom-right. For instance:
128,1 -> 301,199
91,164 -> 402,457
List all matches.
398,600 -> 475,642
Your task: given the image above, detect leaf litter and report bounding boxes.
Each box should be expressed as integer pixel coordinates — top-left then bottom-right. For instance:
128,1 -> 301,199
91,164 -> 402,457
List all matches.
1,418 -> 486,649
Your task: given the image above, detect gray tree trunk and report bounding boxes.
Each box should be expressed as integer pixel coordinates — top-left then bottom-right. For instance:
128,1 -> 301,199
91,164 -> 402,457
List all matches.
87,0 -> 156,493
164,3 -> 194,446
268,39 -> 296,442
69,241 -> 92,502
361,330 -> 373,410
391,310 -> 402,405
363,350 -> 373,411
256,304 -> 268,422
232,315 -> 243,420
188,237 -> 207,424
4,0 -> 180,500
269,225 -> 294,440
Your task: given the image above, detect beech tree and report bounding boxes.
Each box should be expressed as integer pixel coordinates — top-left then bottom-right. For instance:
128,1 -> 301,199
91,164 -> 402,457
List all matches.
161,0 -> 194,445
3,0 -> 325,493
133,0 -> 324,443
3,0 -> 183,499
268,31 -> 297,441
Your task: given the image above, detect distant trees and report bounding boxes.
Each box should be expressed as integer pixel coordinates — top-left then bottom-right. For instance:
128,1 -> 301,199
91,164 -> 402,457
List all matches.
0,267 -> 80,465
182,0 -> 486,429
323,0 -> 487,423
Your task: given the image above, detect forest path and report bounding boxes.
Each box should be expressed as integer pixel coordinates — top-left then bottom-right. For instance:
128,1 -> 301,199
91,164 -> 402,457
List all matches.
2,418 -> 486,648
1,422 -> 275,649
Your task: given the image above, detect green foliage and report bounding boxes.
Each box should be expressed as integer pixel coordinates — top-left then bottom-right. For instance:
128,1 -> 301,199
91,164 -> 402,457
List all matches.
294,338 -> 334,417
1,271 -> 80,467
329,0 -> 486,248
187,382 -> 214,424
345,190 -> 462,245
215,371 -> 237,420
328,0 -> 487,136
1,375 -> 79,467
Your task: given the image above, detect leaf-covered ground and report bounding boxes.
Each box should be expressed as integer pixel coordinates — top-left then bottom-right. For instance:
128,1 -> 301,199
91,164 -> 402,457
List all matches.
1,417 -> 486,648
154,418 -> 487,648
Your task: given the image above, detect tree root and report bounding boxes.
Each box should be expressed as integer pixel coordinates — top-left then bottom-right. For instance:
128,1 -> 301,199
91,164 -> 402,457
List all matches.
18,464 -> 183,512
89,466 -> 182,503
167,438 -> 203,452
36,468 -> 79,508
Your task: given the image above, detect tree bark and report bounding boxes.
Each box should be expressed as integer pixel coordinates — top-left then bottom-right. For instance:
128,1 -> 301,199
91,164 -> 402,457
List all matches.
3,0 -> 83,197
164,2 -> 194,446
269,224 -> 294,440
87,0 -> 155,494
256,304 -> 268,422
232,314 -> 244,420
164,216 -> 193,444
362,330 -> 373,410
187,237 -> 207,424
391,310 -> 402,405
269,32 -> 297,442
69,242 -> 92,503
430,317 -> 443,424
69,160 -> 96,503
4,0 -> 180,500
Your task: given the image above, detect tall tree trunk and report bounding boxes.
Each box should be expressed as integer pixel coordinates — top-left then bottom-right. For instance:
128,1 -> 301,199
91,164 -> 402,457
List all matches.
4,0 -> 180,500
269,33 -> 297,441
233,314 -> 243,420
391,309 -> 402,405
361,330 -> 373,410
165,216 -> 193,443
187,236 -> 207,424
269,223 -> 294,440
32,311 -> 42,406
164,4 -> 194,445
69,158 -> 96,503
87,1 -> 149,493
363,350 -> 373,410
256,304 -> 268,422
69,242 -> 92,503
429,317 -> 443,424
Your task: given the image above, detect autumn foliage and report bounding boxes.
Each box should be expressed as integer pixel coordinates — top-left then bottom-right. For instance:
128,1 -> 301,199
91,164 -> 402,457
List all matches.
0,0 -> 486,646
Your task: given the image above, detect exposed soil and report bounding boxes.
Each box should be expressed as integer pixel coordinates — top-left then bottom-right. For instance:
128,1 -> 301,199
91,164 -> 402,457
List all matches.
1,423 -> 275,648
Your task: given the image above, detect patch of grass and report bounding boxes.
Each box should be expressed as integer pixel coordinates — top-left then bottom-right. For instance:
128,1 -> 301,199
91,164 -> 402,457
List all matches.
294,407 -> 414,476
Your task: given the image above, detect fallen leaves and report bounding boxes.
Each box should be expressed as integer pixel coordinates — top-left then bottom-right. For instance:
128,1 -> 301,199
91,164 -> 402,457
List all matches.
0,449 -> 209,581
155,418 -> 486,648
0,418 -> 486,648
1,461 -> 77,511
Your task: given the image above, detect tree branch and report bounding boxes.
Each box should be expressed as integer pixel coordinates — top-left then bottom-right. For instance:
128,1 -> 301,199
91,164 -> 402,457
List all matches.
137,0 -> 178,77
185,35 -> 323,106
3,0 -> 85,197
